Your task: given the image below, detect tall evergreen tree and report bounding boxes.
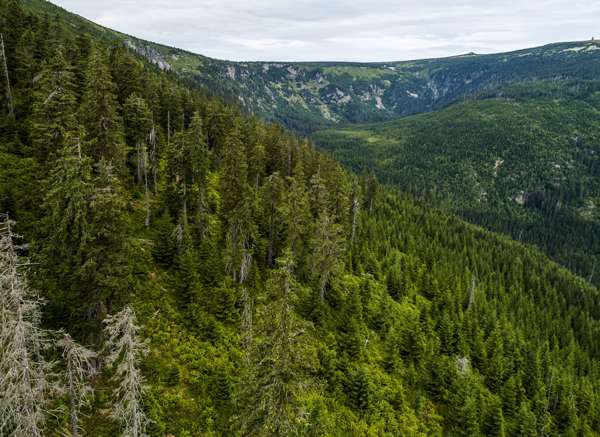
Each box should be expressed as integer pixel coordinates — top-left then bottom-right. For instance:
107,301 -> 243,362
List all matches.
124,94 -> 154,225
278,163 -> 311,260
29,46 -> 78,164
241,249 -> 310,436
86,159 -> 131,328
37,130 -> 93,331
310,211 -> 344,302
220,122 -> 255,283
183,111 -> 210,236
109,42 -> 143,106
79,46 -> 125,169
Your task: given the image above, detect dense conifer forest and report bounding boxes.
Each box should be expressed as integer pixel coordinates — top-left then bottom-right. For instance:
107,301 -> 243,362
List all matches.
1,1 -> 600,436
313,93 -> 600,287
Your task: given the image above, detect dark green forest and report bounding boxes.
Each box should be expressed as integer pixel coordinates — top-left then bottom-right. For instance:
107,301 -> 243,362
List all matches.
1,1 -> 600,436
313,94 -> 600,287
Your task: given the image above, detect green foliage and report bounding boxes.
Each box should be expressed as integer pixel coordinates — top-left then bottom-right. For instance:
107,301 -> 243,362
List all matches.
29,46 -> 78,163
1,1 -> 600,436
79,46 -> 126,169
313,97 -> 600,285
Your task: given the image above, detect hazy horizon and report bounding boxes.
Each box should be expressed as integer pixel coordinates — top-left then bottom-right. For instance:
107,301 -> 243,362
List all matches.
51,0 -> 600,62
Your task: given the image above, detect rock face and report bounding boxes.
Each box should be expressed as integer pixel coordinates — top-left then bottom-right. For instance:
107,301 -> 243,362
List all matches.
125,40 -> 171,71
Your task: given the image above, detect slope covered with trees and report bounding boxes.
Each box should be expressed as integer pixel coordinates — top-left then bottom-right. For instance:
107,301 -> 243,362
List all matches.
313,92 -> 600,287
1,1 -> 600,436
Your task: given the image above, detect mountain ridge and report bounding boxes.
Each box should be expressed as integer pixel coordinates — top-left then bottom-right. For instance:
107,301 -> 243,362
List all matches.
19,0 -> 600,132
118,38 -> 600,133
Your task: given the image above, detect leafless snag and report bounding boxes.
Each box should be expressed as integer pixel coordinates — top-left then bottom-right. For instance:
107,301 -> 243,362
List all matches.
0,34 -> 14,116
103,306 -> 149,437
0,214 -> 51,437
57,333 -> 97,437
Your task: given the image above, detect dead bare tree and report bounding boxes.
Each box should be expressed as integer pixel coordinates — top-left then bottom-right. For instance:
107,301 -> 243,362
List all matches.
57,333 -> 97,437
149,125 -> 158,195
136,140 -> 151,228
351,194 -> 360,243
467,274 -> 477,310
0,214 -> 50,437
103,306 -> 149,437
0,34 -> 14,116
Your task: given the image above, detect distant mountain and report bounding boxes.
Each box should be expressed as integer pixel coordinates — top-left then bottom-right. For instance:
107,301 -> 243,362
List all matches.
21,0 -> 600,133
123,40 -> 600,133
173,41 -> 600,133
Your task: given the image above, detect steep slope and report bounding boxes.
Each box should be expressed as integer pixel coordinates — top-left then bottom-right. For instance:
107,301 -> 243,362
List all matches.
1,1 -> 600,436
313,92 -> 600,285
20,0 -> 600,134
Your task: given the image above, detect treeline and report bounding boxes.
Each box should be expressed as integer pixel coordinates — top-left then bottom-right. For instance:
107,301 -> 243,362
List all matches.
1,0 -> 600,435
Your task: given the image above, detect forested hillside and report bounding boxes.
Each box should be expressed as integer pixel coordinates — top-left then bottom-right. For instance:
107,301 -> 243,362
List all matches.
17,0 -> 600,134
313,92 -> 600,287
1,1 -> 600,436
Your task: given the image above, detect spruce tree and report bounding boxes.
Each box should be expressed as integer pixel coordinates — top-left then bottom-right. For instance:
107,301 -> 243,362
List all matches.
183,111 -> 210,236
109,42 -> 143,106
37,130 -> 93,331
29,46 -> 78,164
278,163 -> 311,260
346,366 -> 372,413
124,94 -> 153,186
124,94 -> 154,226
86,159 -> 131,328
79,46 -> 125,169
461,393 -> 482,437
220,122 -> 255,284
262,172 -> 284,265
241,249 -> 310,436
13,29 -> 36,116
310,211 -> 344,302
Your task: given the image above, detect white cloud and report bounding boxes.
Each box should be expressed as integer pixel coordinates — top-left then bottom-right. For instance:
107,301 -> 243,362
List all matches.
51,0 -> 600,61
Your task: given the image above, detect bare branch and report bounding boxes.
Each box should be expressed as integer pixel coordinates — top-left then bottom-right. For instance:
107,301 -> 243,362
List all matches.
0,214 -> 51,436
103,306 -> 149,437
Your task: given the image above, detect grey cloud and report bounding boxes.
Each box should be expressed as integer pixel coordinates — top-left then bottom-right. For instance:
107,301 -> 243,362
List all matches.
52,0 -> 600,61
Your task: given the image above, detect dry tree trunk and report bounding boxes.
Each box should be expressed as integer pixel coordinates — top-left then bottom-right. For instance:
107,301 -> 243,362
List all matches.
240,286 -> 253,353
467,274 -> 476,310
240,238 -> 253,351
182,178 -> 188,227
351,195 -> 360,244
149,125 -> 158,195
140,142 -> 151,228
0,34 -> 14,116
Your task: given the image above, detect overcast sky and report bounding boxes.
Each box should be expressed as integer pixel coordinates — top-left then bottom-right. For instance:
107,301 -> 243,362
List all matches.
52,0 -> 600,62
